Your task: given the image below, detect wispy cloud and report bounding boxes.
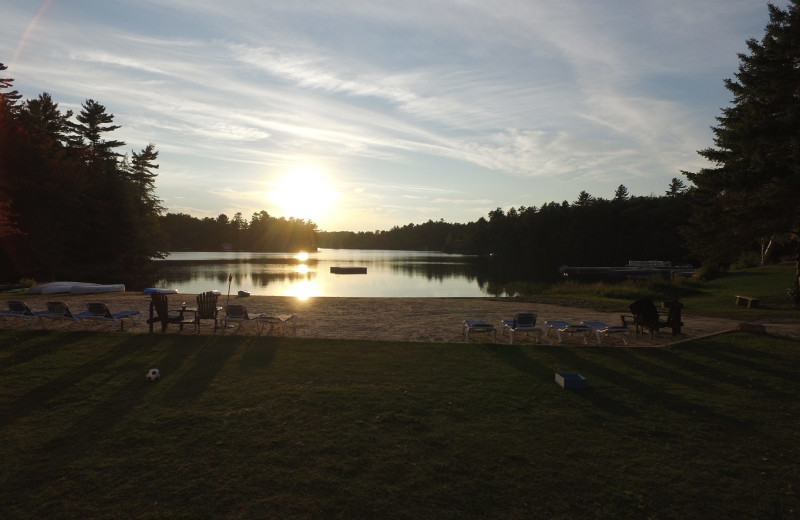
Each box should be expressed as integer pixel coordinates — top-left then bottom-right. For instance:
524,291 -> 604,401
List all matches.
0,0 -> 771,230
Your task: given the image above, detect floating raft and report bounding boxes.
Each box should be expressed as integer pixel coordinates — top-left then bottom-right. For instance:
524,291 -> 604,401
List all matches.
330,266 -> 367,274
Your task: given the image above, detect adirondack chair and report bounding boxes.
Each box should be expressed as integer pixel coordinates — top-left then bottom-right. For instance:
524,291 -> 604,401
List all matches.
148,293 -> 193,333
194,291 -> 220,332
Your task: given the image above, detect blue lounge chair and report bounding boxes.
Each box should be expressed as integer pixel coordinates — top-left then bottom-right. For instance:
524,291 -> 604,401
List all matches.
581,321 -> 632,345
38,301 -> 89,329
462,320 -> 496,342
81,302 -> 140,331
500,312 -> 542,344
1,300 -> 49,328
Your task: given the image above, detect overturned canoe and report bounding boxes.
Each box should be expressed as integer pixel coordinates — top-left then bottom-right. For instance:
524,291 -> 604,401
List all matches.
69,283 -> 126,294
330,266 -> 367,274
28,282 -> 126,295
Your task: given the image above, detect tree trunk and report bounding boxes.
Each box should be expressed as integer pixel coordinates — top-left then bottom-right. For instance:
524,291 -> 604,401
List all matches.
792,234 -> 800,307
760,235 -> 775,266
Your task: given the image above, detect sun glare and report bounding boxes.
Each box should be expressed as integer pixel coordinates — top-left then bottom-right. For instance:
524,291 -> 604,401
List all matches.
271,166 -> 336,223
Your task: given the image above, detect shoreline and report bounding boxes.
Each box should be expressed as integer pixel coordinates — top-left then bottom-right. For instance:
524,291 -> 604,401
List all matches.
4,292 -> 798,344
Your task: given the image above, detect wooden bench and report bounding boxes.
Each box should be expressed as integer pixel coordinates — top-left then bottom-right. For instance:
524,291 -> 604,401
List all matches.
735,295 -> 760,308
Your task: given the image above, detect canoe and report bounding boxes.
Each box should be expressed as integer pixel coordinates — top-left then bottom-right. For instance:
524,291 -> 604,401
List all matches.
69,283 -> 126,295
28,281 -> 125,295
330,266 -> 367,274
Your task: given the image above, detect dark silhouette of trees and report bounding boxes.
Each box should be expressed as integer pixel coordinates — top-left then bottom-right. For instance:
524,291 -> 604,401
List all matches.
682,0 -> 800,302
158,211 -> 318,252
0,64 -> 168,280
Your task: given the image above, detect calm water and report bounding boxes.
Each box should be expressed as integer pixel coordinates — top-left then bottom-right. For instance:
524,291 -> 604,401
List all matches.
151,249 -> 496,298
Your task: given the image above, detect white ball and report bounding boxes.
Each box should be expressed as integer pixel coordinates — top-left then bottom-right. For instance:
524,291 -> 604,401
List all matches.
146,368 -> 160,381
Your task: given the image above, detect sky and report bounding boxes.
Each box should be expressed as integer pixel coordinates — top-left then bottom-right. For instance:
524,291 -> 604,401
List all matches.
1,0 -> 774,232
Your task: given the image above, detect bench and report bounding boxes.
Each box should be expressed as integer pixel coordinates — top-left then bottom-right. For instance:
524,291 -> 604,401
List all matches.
735,295 -> 760,308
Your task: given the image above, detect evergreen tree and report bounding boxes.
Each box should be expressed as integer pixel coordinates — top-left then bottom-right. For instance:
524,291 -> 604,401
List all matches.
665,178 -> 687,197
683,1 -> 800,302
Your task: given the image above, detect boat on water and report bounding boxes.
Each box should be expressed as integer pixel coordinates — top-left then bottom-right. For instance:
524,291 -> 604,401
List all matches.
237,290 -> 250,297
28,282 -> 126,295
330,266 -> 367,274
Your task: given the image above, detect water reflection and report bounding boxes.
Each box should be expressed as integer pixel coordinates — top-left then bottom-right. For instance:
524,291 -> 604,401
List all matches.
148,249 -> 537,297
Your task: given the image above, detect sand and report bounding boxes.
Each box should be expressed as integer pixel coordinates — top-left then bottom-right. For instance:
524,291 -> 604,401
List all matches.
8,291 -> 799,345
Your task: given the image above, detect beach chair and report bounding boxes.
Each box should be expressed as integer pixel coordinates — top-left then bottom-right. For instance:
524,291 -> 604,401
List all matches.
38,301 -> 88,329
147,293 -> 194,333
628,298 -> 662,338
543,320 -> 592,344
581,321 -> 632,345
500,312 -> 542,344
462,320 -> 496,342
0,300 -> 48,328
81,302 -> 141,331
256,313 -> 298,336
193,291 -> 221,333
223,304 -> 258,333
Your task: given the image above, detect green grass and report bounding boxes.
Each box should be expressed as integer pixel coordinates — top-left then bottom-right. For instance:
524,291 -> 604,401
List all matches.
534,263 -> 799,321
1,330 -> 798,519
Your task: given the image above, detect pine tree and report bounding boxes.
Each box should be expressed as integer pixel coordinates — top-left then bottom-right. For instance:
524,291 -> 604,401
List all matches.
683,1 -> 800,303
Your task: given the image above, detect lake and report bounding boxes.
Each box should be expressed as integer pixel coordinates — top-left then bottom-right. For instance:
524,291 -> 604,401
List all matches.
151,249 -> 502,298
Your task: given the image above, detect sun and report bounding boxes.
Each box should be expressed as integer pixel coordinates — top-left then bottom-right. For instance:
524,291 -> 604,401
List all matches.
270,166 -> 336,222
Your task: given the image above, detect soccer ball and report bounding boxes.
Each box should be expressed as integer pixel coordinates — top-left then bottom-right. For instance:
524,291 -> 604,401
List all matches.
146,368 -> 160,382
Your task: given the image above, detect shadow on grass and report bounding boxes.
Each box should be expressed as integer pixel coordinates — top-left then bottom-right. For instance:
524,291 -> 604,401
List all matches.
0,330 -> 90,369
1,333 -> 146,426
543,346 -> 752,427
155,336 -> 241,405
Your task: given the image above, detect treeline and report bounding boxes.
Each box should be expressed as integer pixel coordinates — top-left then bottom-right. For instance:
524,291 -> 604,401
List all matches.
320,187 -> 695,278
0,63 -> 165,281
160,211 -> 318,252
0,63 -> 318,281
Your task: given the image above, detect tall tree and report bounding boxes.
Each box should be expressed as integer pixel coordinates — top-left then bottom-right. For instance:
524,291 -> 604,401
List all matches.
69,99 -> 125,158
0,63 -> 22,116
683,1 -> 800,303
665,178 -> 687,197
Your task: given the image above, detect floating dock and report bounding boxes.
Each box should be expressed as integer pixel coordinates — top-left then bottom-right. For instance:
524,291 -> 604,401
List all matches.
330,266 -> 367,274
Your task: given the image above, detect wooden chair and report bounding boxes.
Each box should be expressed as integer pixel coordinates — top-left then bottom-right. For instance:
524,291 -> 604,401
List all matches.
194,291 -> 220,333
147,293 -> 193,333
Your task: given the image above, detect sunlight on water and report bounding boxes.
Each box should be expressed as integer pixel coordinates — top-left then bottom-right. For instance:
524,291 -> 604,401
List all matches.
154,249 -> 494,297
286,280 -> 317,300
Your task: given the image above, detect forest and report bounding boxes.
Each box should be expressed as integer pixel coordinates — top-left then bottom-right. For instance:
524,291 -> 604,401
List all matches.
1,0 -> 798,299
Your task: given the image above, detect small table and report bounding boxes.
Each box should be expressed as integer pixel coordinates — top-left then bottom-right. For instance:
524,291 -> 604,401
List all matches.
462,320 -> 496,342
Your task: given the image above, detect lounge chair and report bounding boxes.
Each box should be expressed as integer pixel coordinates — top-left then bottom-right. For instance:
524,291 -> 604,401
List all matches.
0,300 -> 49,328
542,320 -> 592,344
193,291 -> 221,333
81,302 -> 141,331
256,313 -> 298,336
462,320 -> 496,342
223,304 -> 257,334
147,293 -> 194,333
581,321 -> 632,345
38,301 -> 88,329
500,312 -> 542,344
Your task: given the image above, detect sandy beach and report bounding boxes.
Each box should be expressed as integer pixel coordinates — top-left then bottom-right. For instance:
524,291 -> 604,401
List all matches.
7,291 -> 798,345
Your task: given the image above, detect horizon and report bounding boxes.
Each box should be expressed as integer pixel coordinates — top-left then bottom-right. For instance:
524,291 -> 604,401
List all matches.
2,0 -> 773,232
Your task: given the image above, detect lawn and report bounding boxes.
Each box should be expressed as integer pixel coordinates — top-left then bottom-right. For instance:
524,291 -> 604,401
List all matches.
536,263 -> 800,322
1,330 -> 798,519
